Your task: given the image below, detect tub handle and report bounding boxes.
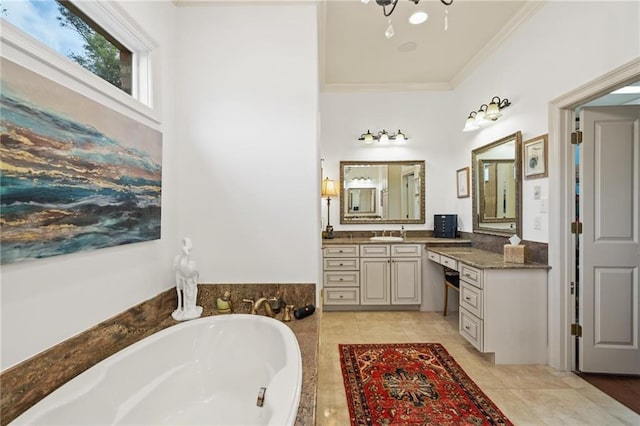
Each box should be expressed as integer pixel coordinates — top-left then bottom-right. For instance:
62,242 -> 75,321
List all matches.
257,387 -> 267,407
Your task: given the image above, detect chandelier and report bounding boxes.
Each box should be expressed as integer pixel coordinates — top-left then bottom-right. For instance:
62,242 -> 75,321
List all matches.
370,0 -> 454,18
363,0 -> 454,38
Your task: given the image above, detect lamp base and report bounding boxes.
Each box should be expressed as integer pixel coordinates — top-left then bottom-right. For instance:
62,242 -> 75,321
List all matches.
324,225 -> 334,239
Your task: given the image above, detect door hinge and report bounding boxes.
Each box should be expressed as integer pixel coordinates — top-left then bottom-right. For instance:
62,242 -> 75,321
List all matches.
571,221 -> 583,234
571,323 -> 582,337
571,131 -> 583,145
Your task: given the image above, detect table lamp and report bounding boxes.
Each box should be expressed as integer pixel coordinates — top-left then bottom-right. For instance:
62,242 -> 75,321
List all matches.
321,177 -> 338,239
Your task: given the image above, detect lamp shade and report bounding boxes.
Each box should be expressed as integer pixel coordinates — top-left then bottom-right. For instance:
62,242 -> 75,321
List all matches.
321,178 -> 338,197
484,101 -> 502,120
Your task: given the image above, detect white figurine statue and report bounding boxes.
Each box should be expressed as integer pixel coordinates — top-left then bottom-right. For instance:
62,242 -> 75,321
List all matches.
171,237 -> 203,321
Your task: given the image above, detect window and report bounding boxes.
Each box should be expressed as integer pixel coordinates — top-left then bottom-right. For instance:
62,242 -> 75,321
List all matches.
1,0 -> 132,94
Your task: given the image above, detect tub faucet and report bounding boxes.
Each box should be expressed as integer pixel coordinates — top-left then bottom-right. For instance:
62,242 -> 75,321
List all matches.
243,298 -> 274,317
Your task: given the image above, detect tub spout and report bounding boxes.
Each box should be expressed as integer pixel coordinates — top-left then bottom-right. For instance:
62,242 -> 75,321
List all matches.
253,298 -> 274,317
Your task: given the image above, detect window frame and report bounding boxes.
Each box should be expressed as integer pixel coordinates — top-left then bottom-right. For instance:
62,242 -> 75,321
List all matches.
0,0 -> 159,123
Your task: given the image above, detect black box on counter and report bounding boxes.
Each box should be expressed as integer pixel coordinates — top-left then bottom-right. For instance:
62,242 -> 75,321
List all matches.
434,214 -> 457,238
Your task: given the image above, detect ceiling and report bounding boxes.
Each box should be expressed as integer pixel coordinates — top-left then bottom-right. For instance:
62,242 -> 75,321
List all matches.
174,0 -> 545,92
320,0 -> 543,92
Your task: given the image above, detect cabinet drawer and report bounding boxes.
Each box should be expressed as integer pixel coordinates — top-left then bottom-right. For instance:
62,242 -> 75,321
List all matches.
460,263 -> 482,288
391,244 -> 422,257
460,308 -> 483,352
324,271 -> 360,287
440,255 -> 458,271
323,258 -> 359,271
427,251 -> 440,263
360,244 -> 391,257
324,288 -> 360,305
323,245 -> 359,257
460,280 -> 483,318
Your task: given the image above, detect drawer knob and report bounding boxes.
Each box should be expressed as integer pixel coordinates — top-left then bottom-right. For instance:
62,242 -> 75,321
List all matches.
339,263 -> 343,266
339,295 -> 343,298
465,325 -> 470,330
464,296 -> 471,300
339,278 -> 344,281
339,250 -> 343,253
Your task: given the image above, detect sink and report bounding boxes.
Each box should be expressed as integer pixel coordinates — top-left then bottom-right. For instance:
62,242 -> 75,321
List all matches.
370,236 -> 404,242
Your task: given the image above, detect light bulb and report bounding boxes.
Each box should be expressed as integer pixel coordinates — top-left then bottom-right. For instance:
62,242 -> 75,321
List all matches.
409,11 -> 428,25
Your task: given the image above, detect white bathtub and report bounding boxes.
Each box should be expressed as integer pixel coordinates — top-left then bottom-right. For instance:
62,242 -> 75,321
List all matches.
12,314 -> 302,425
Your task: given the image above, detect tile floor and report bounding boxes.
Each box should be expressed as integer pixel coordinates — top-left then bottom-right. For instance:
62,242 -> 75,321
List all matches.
316,311 -> 640,426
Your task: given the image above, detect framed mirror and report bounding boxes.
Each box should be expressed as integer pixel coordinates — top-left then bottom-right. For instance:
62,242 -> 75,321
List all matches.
340,160 -> 425,224
472,131 -> 522,236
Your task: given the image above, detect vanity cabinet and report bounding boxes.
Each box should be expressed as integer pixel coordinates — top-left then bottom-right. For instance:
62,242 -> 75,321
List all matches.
428,248 -> 548,364
360,244 -> 422,306
323,245 -> 360,305
460,264 -> 547,364
323,243 -> 422,308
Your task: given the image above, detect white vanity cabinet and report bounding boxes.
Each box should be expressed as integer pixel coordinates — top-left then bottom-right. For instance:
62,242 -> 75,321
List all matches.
458,262 -> 548,364
323,245 -> 360,305
360,244 -> 422,306
323,243 -> 422,308
427,248 -> 548,364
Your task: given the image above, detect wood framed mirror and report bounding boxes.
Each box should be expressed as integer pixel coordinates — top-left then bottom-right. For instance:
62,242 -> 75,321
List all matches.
472,131 -> 522,237
340,160 -> 425,224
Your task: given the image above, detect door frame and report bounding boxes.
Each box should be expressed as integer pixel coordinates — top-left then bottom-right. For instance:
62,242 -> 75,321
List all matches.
548,57 -> 640,371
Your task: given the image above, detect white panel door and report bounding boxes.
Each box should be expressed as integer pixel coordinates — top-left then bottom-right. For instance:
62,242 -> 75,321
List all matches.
391,258 -> 421,304
360,258 -> 390,305
580,105 -> 640,374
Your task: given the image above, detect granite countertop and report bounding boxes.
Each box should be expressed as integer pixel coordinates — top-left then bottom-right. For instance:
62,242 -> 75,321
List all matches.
427,246 -> 550,270
322,237 -> 471,246
284,311 -> 319,426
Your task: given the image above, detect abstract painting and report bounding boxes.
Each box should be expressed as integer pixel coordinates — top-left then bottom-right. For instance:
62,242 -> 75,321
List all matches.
1,58 -> 162,264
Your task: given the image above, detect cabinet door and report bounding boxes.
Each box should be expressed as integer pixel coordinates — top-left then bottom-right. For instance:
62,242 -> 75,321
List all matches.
391,258 -> 422,304
360,258 -> 390,305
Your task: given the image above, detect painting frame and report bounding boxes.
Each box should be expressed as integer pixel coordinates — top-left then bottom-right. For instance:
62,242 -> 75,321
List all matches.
524,134 -> 549,179
456,167 -> 470,198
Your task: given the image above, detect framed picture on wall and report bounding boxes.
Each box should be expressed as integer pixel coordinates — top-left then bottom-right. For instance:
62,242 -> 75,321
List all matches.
456,167 -> 470,198
524,134 -> 549,179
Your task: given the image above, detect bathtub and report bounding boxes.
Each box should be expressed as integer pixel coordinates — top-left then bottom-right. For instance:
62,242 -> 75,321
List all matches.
12,314 -> 302,425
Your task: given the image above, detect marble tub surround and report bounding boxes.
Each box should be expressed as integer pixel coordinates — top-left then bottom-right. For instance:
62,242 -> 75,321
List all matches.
428,246 -> 550,269
0,283 -> 319,426
460,231 -> 548,265
197,283 -> 316,316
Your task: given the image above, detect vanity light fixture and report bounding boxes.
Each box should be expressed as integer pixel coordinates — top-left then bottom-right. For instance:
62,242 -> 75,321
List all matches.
358,129 -> 409,144
321,177 -> 339,239
462,96 -> 512,132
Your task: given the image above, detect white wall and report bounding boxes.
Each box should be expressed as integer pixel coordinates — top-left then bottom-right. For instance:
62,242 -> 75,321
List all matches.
320,91 -> 459,232
174,5 -> 320,283
452,0 -> 640,243
0,1 -> 179,370
321,1 -> 639,245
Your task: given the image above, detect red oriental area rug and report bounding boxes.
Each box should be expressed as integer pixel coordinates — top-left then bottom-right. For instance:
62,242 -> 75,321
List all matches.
339,343 -> 513,426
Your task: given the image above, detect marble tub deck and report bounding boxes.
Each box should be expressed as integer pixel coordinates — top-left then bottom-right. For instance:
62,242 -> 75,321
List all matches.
0,283 -> 319,426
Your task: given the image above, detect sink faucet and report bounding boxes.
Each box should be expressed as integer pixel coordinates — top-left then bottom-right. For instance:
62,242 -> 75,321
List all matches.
242,298 -> 274,317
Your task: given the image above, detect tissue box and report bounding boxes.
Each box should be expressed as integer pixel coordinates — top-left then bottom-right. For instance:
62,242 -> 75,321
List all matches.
504,244 -> 525,263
